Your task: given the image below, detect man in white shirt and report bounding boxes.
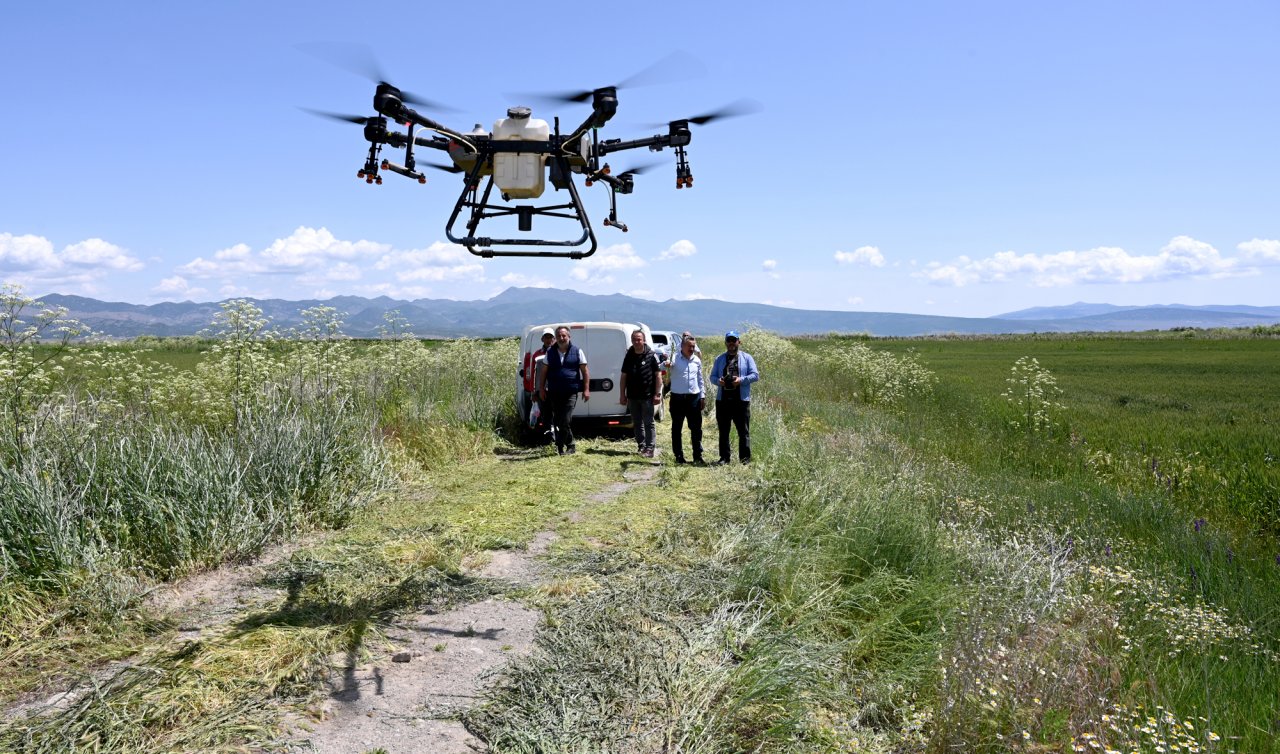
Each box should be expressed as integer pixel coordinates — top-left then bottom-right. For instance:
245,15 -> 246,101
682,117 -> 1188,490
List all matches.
667,335 -> 706,464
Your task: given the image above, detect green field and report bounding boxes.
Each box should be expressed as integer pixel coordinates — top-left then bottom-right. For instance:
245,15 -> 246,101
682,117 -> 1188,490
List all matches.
869,334 -> 1280,531
4,297 -> 1278,753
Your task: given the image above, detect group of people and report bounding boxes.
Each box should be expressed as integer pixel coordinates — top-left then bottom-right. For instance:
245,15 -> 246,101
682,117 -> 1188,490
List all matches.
533,325 -> 760,465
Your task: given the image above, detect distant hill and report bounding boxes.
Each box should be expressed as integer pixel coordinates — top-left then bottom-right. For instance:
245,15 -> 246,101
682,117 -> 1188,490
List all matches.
35,289 -> 1280,339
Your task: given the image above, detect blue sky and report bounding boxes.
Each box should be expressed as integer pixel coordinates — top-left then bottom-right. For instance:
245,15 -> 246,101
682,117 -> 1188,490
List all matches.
3,0 -> 1278,317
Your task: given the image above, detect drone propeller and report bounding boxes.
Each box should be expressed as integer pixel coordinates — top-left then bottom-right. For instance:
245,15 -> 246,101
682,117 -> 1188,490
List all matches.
514,50 -> 705,105
300,107 -> 376,125
296,42 -> 458,113
616,161 -> 663,178
646,98 -> 763,128
422,161 -> 464,174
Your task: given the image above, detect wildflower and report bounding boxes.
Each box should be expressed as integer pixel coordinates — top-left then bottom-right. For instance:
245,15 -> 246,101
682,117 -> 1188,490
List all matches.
1194,517 -> 1206,533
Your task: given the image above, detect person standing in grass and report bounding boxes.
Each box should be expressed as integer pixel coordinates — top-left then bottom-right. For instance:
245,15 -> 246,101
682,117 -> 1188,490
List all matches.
668,334 -> 706,464
540,325 -> 589,455
680,330 -> 702,358
709,330 -> 760,465
529,327 -> 555,432
619,328 -> 663,458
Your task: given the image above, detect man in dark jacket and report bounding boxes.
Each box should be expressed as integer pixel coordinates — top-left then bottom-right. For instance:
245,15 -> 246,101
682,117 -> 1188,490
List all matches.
538,325 -> 590,455
618,329 -> 662,458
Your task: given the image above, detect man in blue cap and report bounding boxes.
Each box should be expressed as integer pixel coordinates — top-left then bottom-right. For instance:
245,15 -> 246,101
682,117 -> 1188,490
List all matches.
708,330 -> 760,464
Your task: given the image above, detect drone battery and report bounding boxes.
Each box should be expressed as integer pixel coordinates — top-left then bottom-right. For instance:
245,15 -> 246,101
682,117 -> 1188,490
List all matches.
493,110 -> 549,199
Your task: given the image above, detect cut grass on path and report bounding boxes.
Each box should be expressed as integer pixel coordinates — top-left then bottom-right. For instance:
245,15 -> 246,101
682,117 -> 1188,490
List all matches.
0,437 -> 704,753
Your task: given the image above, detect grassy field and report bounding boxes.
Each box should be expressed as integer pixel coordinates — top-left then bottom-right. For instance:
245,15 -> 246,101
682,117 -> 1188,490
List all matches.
3,291 -> 1277,753
865,333 -> 1280,531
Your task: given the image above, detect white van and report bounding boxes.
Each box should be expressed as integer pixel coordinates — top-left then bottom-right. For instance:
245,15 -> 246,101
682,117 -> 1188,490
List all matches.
517,321 -> 664,438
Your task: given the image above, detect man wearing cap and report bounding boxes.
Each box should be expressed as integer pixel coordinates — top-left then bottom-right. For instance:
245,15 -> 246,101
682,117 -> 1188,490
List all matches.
708,330 -> 760,465
529,328 -> 556,435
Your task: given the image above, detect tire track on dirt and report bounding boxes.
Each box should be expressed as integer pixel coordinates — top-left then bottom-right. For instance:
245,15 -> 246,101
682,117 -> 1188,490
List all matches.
285,462 -> 661,753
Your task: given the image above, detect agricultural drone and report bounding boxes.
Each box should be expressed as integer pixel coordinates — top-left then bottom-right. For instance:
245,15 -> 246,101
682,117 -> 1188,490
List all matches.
307,53 -> 756,259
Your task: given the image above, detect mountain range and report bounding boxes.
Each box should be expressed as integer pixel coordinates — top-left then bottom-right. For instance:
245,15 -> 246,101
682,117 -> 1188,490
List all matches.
34,289 -> 1280,339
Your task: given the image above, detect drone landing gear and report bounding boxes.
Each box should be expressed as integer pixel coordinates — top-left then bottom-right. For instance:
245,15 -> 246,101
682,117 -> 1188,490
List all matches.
602,183 -> 628,233
674,144 -> 693,189
447,157 -> 599,259
357,141 -> 384,184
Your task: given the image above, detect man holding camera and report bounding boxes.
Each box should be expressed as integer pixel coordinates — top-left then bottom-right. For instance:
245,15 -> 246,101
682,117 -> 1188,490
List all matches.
709,330 -> 760,465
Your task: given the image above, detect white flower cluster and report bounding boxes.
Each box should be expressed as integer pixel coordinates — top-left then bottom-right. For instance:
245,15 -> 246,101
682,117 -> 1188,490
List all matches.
1002,356 -> 1066,435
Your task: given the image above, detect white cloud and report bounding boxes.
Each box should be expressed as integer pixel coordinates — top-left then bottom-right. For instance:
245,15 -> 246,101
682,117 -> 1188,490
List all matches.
1238,238 -> 1280,264
175,229 -> 486,294
919,236 -> 1241,287
847,296 -> 864,306
152,275 -> 206,298
375,241 -> 469,270
260,226 -> 386,269
628,289 -> 654,299
398,263 -> 485,283
656,239 -> 697,261
62,239 -> 144,271
676,292 -> 721,301
310,262 -> 362,282
834,245 -> 885,267
1,234 -> 144,296
377,241 -> 484,283
218,282 -> 271,298
181,227 -> 389,279
0,233 -> 60,271
762,259 -> 777,270
500,272 -> 553,287
356,282 -> 438,300
570,243 -> 646,284
0,233 -> 142,276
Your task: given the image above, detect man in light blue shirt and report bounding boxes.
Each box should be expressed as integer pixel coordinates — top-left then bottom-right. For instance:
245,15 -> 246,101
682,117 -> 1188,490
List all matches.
667,335 -> 706,464
708,330 -> 760,464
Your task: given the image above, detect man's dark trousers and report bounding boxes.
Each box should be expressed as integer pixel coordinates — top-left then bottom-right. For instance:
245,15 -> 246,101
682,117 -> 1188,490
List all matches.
715,395 -> 751,463
547,391 -> 578,452
669,393 -> 705,463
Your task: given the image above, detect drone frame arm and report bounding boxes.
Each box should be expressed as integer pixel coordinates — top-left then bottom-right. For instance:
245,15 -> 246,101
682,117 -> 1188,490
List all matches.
595,124 -> 691,156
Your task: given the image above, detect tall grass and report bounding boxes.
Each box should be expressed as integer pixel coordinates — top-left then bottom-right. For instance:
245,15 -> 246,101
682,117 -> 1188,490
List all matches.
743,331 -> 1280,751
474,328 -> 1278,752
0,293 -> 514,654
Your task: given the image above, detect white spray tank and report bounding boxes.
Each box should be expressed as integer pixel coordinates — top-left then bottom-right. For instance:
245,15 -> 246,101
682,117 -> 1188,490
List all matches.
492,106 -> 549,199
